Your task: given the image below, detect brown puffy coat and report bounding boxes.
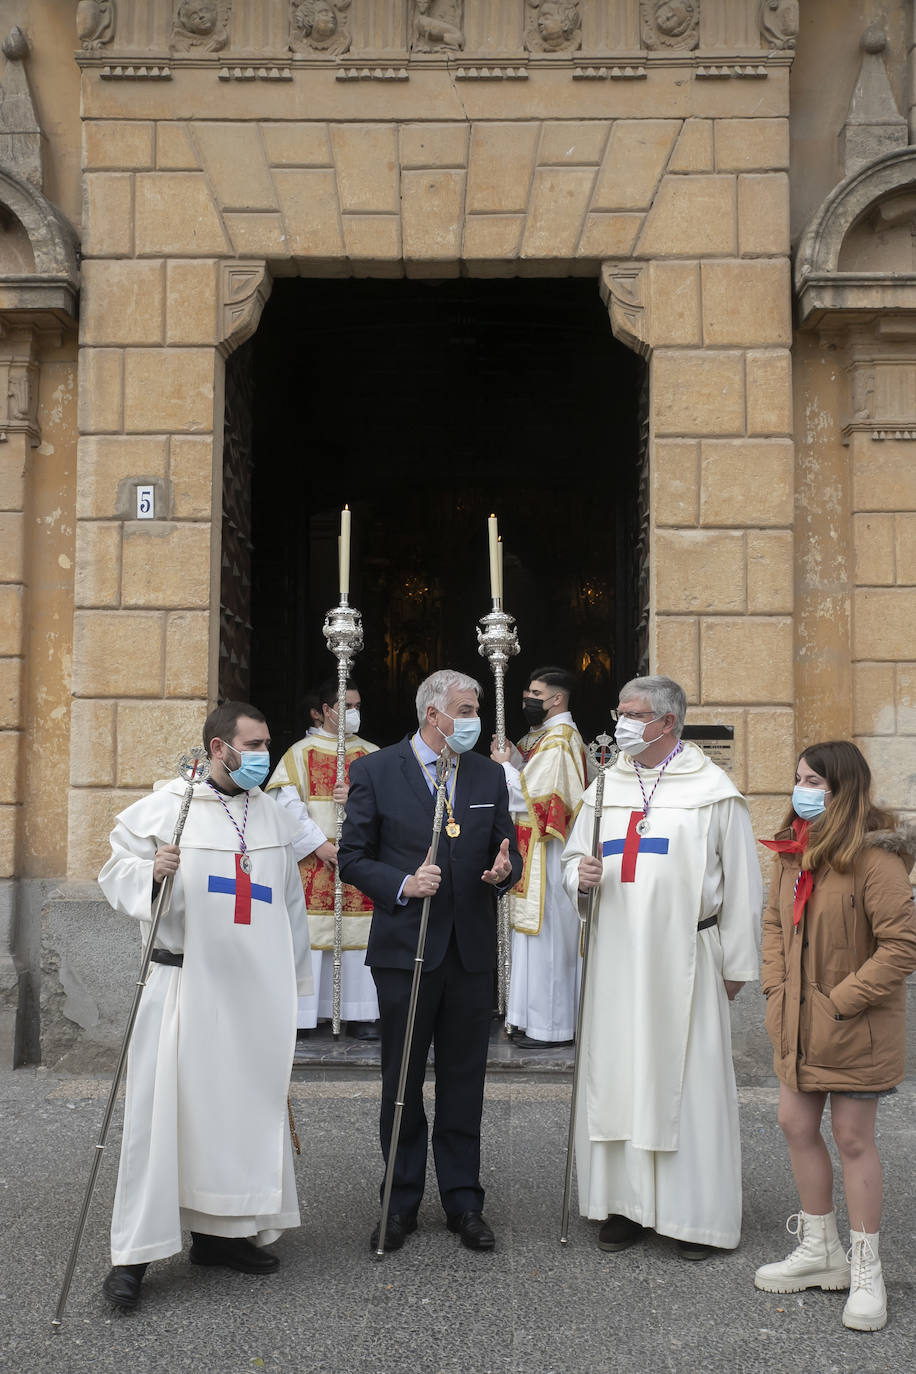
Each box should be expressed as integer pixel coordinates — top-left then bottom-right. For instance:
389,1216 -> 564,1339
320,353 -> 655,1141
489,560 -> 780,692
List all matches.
761,824 -> 916,1092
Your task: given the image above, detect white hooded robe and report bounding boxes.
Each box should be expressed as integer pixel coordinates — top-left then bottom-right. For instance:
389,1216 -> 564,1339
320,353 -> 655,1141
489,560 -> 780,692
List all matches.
561,743 -> 761,1248
98,778 -> 313,1265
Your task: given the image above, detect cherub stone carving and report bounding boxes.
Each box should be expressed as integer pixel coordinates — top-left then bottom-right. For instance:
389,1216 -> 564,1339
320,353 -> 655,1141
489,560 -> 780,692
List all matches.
76,0 -> 116,50
524,1 -> 582,54
410,0 -> 465,54
289,0 -> 351,56
759,0 -> 798,50
170,0 -> 230,55
640,0 -> 700,52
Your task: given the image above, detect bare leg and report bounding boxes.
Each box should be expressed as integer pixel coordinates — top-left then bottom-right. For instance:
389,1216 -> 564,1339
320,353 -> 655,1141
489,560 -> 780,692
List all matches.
777,1083 -> 833,1213
830,1094 -> 882,1233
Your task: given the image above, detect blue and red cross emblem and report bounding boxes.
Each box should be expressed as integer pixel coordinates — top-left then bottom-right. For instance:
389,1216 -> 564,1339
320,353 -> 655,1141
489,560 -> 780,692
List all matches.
208,854 -> 273,924
602,810 -> 670,883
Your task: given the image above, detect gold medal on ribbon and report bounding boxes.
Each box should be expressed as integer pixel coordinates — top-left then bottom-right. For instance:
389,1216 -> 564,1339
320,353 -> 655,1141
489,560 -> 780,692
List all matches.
446,819 -> 461,838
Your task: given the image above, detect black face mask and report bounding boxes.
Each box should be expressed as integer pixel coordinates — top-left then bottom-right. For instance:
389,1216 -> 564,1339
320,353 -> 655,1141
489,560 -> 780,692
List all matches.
521,697 -> 548,728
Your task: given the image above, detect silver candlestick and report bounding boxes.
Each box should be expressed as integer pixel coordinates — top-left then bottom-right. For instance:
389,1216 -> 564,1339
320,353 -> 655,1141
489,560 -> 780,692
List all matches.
322,596 -> 364,1037
477,598 -> 520,1020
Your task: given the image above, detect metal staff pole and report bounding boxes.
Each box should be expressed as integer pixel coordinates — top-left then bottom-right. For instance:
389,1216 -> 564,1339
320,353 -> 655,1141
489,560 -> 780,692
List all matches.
560,732 -> 617,1246
477,600 -> 520,1020
52,747 -> 210,1329
374,748 -> 449,1259
322,596 -> 364,1038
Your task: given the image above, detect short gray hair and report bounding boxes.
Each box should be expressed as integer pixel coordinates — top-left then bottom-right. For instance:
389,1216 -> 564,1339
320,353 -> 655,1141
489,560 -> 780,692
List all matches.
618,675 -> 687,735
416,669 -> 482,725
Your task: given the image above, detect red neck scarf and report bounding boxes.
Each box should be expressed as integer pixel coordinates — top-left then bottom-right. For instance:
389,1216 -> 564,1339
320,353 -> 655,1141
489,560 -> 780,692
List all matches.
760,818 -> 812,927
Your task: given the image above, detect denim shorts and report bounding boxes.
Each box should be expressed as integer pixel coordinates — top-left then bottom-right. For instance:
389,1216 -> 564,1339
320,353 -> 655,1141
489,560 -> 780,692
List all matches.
832,1087 -> 897,1100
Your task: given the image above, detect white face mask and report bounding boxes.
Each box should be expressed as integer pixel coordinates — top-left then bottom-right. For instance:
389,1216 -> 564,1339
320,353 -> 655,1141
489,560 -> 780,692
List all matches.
613,714 -> 660,757
344,708 -> 361,736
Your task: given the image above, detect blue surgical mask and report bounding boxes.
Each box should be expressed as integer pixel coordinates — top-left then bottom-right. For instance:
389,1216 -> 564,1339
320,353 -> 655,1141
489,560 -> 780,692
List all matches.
222,741 -> 271,791
437,712 -> 481,755
792,784 -> 828,821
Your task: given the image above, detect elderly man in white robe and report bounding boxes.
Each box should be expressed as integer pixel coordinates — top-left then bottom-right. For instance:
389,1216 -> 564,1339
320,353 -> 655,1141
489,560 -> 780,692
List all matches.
98,700 -> 312,1310
562,675 -> 761,1260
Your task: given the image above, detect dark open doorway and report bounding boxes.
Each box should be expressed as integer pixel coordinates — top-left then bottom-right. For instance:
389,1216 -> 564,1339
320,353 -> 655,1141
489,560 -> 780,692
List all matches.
241,276 -> 645,757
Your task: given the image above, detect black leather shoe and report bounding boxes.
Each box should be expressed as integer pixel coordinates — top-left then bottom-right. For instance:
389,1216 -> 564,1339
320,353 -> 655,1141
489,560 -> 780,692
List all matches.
102,1263 -> 147,1310
447,1210 -> 495,1252
369,1212 -> 418,1253
513,1034 -> 574,1048
189,1233 -> 279,1273
598,1214 -> 646,1252
349,1020 -> 381,1041
677,1238 -> 712,1262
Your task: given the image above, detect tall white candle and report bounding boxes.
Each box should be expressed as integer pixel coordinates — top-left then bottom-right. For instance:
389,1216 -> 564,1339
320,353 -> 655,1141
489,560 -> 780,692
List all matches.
497,536 -> 504,603
488,514 -> 500,601
339,506 -> 351,598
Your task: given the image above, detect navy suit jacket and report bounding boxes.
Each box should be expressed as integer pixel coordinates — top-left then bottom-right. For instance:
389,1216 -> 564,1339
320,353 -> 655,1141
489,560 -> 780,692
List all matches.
338,736 -> 522,973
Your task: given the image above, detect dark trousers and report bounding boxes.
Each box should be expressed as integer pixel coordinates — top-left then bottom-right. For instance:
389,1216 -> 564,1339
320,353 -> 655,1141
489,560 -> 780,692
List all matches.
372,934 -> 492,1218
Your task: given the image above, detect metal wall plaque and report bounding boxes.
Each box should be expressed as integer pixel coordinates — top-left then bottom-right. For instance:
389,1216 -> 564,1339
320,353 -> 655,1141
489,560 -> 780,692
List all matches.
681,723 -> 735,776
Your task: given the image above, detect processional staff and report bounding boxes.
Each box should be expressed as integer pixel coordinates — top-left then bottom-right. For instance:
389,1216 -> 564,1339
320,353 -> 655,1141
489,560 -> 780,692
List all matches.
560,731 -> 617,1245
322,506 -> 363,1038
375,747 -> 450,1259
476,514 -> 520,1020
52,747 -> 210,1329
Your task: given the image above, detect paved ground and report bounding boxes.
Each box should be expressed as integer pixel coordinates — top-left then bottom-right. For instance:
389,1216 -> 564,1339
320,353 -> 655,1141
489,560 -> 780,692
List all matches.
2,1061 -> 913,1374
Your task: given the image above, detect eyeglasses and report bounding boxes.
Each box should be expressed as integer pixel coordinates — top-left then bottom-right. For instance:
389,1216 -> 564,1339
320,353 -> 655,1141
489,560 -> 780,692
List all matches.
610,709 -> 655,722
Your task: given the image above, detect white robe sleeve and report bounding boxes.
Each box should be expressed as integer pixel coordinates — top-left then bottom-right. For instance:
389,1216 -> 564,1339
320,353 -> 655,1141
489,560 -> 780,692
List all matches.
275,784 -> 328,862
500,761 -> 526,813
561,793 -> 596,912
712,796 -> 762,982
98,819 -> 160,922
283,845 -> 314,996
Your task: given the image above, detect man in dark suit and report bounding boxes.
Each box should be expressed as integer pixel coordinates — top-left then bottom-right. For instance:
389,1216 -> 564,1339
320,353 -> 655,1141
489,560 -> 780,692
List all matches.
339,668 -> 522,1254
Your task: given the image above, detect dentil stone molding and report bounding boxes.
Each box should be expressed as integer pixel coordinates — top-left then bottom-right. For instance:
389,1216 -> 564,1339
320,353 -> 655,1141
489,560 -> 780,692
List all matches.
170,0 -> 231,56
524,1 -> 582,55
288,0 -> 351,57
76,0 -> 116,51
410,1 -> 465,54
640,0 -> 700,53
219,262 -> 272,357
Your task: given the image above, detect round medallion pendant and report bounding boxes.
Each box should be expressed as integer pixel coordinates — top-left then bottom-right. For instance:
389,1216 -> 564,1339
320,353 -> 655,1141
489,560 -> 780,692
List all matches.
635,818 -> 650,836
239,852 -> 252,874
445,820 -> 461,838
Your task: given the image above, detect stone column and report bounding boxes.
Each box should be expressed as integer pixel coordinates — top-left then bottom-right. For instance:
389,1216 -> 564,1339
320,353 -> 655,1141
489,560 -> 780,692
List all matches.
601,115 -> 796,838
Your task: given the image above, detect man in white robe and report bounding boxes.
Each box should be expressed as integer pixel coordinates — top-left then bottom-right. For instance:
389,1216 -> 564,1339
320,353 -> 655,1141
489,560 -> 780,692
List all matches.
98,701 -> 312,1309
562,675 -> 760,1259
266,677 -> 380,1037
491,667 -> 586,1046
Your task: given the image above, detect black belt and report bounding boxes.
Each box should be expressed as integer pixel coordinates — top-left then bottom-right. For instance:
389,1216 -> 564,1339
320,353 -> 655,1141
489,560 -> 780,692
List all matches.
150,948 -> 184,967
697,916 -> 718,932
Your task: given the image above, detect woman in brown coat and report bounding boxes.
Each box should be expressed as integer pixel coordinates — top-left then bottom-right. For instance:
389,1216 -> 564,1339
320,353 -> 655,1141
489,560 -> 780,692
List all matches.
754,740 -> 916,1332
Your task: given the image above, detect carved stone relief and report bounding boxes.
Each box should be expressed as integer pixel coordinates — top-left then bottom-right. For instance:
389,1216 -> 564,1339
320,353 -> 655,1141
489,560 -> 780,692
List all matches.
759,0 -> 798,50
410,1 -> 465,54
76,0 -> 116,50
289,0 -> 351,57
169,0 -> 231,56
524,1 -> 582,55
639,1 -> 700,52
0,28 -> 42,190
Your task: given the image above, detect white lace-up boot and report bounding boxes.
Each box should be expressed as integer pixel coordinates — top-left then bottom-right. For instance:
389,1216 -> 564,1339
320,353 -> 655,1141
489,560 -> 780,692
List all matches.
754,1211 -> 850,1293
842,1230 -> 887,1330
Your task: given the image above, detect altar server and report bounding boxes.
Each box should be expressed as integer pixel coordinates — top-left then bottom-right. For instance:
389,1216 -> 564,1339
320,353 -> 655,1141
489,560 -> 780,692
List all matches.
563,675 -> 761,1259
98,702 -> 312,1310
266,678 -> 380,1037
491,666 -> 586,1046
